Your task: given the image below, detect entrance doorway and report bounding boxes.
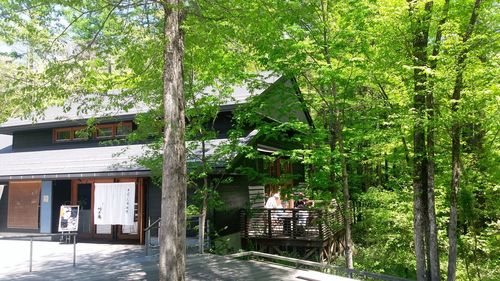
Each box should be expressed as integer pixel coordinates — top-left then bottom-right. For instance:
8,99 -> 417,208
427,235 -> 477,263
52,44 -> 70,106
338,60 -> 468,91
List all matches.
69,178 -> 144,243
76,183 -> 92,234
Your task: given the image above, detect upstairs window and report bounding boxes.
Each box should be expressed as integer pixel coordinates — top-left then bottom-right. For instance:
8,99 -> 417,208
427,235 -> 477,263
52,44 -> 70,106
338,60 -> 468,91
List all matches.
54,129 -> 72,142
52,122 -> 133,143
73,127 -> 90,141
96,126 -> 114,139
116,123 -> 132,137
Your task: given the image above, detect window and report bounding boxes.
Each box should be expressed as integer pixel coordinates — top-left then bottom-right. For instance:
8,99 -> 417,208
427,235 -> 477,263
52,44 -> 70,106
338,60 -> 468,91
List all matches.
55,129 -> 72,142
72,128 -> 89,140
52,122 -> 133,143
116,123 -> 132,137
96,126 -> 114,139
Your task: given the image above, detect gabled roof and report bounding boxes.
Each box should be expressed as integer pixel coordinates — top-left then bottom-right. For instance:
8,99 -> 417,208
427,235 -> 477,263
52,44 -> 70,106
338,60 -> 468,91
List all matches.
0,73 -> 313,180
0,73 -> 283,134
0,103 -> 148,134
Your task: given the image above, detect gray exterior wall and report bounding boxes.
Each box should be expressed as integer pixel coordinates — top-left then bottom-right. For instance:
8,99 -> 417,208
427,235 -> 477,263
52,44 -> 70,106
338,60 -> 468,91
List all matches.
0,183 -> 8,231
146,180 -> 162,236
212,175 -> 249,236
13,129 -> 53,149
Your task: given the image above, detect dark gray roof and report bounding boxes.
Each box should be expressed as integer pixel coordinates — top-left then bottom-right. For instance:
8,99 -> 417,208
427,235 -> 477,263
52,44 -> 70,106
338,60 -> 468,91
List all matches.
0,134 -> 12,153
0,73 -> 281,134
0,130 -> 258,180
187,130 -> 258,167
0,144 -> 148,180
0,104 -> 148,134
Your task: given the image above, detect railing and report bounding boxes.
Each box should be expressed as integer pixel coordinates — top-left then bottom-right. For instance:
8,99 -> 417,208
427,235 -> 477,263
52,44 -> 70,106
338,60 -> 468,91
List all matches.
0,233 -> 78,272
144,217 -> 161,256
145,216 -> 210,255
227,251 -> 414,281
240,208 -> 344,241
186,215 -> 210,253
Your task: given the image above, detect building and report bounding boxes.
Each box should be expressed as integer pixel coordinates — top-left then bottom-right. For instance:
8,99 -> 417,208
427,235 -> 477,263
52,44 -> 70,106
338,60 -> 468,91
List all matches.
0,74 -> 312,247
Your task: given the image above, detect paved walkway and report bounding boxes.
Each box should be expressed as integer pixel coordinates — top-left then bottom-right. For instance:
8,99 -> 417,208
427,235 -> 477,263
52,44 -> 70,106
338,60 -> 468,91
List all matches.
0,240 -> 352,281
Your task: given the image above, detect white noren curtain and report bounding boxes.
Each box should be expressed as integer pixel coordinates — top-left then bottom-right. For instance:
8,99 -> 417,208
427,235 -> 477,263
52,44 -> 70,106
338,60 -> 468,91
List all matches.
94,182 -> 135,225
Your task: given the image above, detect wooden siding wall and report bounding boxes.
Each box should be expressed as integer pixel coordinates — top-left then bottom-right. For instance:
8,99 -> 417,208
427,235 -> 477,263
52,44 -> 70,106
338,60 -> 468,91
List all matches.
7,181 -> 42,229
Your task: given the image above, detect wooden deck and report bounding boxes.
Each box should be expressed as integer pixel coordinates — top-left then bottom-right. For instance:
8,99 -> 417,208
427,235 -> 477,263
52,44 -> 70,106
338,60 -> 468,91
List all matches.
240,208 -> 346,261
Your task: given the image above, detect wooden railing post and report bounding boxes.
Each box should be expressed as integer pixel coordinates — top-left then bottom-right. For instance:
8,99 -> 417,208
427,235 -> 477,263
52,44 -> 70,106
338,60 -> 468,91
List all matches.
318,210 -> 323,240
292,209 -> 297,239
242,209 -> 248,238
268,209 -> 272,238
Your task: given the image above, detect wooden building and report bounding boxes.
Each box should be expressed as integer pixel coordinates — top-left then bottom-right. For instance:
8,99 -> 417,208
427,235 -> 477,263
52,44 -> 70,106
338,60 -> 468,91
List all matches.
0,74 -> 313,247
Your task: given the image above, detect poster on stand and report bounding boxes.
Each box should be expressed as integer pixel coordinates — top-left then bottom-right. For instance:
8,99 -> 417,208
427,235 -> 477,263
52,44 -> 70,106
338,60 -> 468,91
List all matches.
58,205 -> 80,232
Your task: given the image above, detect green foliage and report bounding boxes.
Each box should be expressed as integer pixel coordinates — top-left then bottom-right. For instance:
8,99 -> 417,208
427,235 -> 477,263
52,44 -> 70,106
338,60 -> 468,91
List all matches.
0,0 -> 497,279
354,189 -> 416,278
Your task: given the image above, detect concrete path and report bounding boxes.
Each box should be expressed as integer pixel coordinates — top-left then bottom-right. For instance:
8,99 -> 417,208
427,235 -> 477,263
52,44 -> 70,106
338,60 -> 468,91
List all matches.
0,240 -> 352,281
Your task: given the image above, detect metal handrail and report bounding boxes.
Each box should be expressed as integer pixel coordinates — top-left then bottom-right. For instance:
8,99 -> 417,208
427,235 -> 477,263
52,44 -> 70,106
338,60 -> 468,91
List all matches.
144,217 -> 161,256
227,251 -> 414,281
144,217 -> 161,232
0,233 -> 78,272
144,216 -> 210,255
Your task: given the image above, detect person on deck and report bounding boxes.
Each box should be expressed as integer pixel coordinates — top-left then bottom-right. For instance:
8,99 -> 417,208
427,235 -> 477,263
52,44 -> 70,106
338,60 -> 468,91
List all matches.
264,193 -> 286,234
265,193 -> 282,209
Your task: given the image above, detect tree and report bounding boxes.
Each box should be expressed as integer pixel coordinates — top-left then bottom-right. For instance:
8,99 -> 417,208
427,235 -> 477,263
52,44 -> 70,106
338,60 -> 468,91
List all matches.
0,1 -> 188,279
407,1 -> 440,279
159,0 -> 186,280
447,1 -> 483,280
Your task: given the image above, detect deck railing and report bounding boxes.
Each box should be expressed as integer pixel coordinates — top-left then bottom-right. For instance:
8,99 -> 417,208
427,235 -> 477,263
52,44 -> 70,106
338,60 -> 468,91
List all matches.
240,208 -> 344,241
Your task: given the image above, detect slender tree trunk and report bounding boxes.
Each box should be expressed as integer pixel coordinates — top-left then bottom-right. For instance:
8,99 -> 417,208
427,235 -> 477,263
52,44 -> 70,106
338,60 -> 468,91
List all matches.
426,96 -> 440,281
199,140 -> 208,254
426,35 -> 440,281
408,1 -> 433,279
198,190 -> 208,254
328,105 -> 337,197
423,1 -> 449,279
159,1 -> 186,280
332,81 -> 353,269
421,1 -> 450,279
339,126 -> 353,269
448,1 -> 482,280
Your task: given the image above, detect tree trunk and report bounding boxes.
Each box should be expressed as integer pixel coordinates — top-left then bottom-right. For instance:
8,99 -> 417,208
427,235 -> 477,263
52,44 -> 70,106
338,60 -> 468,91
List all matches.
426,95 -> 440,281
199,140 -> 208,254
339,127 -> 353,270
333,81 -> 353,269
448,1 -> 482,280
328,105 -> 337,197
159,1 -> 186,280
408,1 -> 433,280
426,39 -> 440,281
198,190 -> 208,254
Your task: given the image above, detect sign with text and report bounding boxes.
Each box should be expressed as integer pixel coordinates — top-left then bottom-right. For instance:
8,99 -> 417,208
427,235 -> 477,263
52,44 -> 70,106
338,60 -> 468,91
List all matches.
58,205 -> 80,232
